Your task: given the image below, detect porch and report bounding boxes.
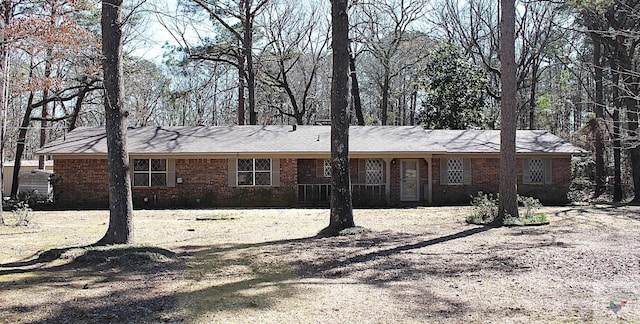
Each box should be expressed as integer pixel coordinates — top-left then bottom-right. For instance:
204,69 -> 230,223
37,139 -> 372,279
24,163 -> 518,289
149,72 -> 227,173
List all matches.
297,183 -> 387,206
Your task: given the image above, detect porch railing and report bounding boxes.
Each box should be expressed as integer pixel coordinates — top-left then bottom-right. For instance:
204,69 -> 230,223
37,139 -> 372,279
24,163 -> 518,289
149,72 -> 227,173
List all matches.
297,183 -> 386,206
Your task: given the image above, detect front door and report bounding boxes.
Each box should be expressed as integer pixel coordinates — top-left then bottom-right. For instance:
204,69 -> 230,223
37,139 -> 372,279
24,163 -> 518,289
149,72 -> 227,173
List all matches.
401,160 -> 419,201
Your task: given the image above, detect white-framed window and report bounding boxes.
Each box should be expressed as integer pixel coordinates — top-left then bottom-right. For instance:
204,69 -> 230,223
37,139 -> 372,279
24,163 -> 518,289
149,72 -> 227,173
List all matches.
133,159 -> 167,187
528,158 -> 545,184
323,159 -> 331,177
238,158 -> 272,186
447,158 -> 464,185
366,159 -> 383,184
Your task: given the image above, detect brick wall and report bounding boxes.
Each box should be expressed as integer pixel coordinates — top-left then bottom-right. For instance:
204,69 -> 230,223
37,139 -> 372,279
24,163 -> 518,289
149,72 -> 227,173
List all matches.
432,156 -> 572,206
54,156 -> 573,209
53,159 -> 110,208
53,158 -> 297,209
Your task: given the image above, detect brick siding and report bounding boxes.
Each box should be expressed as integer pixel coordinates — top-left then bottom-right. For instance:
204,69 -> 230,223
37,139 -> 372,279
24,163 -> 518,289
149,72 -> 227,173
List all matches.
53,155 -> 573,209
53,158 -> 297,209
432,156 -> 572,205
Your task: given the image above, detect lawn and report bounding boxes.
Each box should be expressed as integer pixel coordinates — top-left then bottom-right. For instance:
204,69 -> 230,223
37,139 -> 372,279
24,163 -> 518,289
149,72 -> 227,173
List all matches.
0,205 -> 639,323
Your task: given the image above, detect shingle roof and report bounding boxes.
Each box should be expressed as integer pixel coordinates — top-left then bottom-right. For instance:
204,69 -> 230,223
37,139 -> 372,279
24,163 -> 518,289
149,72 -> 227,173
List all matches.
425,129 -> 586,154
36,125 -> 585,156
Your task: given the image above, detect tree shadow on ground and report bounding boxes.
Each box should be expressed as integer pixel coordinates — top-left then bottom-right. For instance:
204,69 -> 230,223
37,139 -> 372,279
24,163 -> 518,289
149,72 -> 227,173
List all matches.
0,224 -> 554,323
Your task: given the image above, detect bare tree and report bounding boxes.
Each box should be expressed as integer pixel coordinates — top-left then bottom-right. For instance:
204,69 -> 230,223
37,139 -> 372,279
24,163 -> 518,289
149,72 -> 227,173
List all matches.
258,0 -> 330,125
356,0 -> 428,125
97,0 -> 134,245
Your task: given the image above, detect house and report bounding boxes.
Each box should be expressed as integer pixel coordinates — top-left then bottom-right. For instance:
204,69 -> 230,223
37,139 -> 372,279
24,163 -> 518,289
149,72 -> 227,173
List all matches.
36,125 -> 585,208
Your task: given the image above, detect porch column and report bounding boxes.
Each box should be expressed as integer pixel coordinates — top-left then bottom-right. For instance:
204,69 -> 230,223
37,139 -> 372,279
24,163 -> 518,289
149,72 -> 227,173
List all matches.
384,158 -> 392,202
424,157 -> 432,204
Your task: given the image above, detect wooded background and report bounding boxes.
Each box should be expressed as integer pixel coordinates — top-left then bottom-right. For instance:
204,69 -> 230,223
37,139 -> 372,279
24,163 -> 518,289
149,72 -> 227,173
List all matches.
0,0 -> 637,202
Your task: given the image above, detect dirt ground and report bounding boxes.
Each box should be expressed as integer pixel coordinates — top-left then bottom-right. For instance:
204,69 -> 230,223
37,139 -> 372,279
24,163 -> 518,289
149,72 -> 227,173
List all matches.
0,205 -> 639,323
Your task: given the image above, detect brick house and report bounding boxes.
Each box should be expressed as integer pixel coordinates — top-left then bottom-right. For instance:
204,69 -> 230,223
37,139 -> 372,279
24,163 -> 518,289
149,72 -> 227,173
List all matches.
37,125 -> 585,208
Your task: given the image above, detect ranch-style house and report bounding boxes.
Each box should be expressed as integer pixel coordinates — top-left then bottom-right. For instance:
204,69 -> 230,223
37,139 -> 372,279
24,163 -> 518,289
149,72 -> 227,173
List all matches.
36,125 -> 585,208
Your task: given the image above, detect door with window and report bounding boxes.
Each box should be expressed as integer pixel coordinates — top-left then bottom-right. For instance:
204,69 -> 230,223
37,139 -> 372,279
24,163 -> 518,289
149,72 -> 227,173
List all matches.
401,160 -> 419,201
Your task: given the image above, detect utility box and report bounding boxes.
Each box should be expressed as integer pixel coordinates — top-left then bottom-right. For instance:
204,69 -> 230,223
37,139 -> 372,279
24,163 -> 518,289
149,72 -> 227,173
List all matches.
18,170 -> 53,201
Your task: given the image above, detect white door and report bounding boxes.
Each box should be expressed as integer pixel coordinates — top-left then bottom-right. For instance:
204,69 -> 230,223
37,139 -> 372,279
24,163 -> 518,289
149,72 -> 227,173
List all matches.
401,160 -> 419,201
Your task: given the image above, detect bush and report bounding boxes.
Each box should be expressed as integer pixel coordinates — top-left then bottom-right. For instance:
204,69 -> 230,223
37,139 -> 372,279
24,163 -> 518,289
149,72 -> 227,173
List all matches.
11,202 -> 32,227
467,192 -> 547,225
467,192 -> 499,224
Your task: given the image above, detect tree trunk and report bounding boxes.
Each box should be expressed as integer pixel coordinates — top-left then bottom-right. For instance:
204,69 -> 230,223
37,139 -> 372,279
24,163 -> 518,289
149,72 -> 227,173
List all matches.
611,67 -> 623,202
381,73 -> 390,125
11,92 -> 35,199
528,63 -> 538,130
39,48 -> 53,170
68,84 -> 89,131
613,107 -> 622,202
0,1 -> 12,225
349,52 -> 365,126
237,50 -> 246,125
97,0 -> 133,245
243,1 -> 257,125
591,34 -> 606,198
321,0 -> 354,237
495,0 -> 519,224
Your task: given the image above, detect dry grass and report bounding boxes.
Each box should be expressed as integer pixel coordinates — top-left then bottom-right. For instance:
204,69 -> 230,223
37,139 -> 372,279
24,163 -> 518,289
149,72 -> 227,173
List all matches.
1,205 -> 639,323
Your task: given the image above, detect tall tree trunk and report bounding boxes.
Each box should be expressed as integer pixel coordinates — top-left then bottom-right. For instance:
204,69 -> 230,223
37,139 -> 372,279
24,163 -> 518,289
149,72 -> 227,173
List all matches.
349,52 -> 365,126
496,0 -> 519,224
243,0 -> 257,125
613,108 -> 622,202
0,0 -> 12,225
591,34 -> 606,198
97,0 -> 133,245
321,0 -> 354,237
625,87 -> 640,204
611,66 -> 623,202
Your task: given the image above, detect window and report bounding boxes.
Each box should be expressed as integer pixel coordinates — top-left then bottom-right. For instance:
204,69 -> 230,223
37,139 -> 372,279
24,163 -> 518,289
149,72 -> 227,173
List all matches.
133,159 -> 167,187
528,158 -> 545,184
523,157 -> 551,185
447,158 -> 464,185
366,159 -> 383,184
238,158 -> 271,186
323,159 -> 331,177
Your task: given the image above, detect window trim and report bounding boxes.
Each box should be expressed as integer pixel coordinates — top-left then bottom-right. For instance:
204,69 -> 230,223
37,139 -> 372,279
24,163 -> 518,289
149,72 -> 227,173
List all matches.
133,158 -> 168,187
237,158 -> 272,187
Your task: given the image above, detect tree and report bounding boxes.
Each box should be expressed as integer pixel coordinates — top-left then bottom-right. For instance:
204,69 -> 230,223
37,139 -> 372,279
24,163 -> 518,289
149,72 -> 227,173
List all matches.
495,0 -> 519,224
356,0 -> 428,125
0,0 -> 12,225
258,0 -> 330,125
188,0 -> 270,125
321,0 -> 354,236
7,0 -> 101,199
97,0 -> 134,245
417,42 -> 488,129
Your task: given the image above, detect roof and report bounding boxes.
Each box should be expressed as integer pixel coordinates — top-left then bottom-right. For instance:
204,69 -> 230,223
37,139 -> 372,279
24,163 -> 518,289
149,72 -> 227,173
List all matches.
425,129 -> 586,154
36,125 -> 585,156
